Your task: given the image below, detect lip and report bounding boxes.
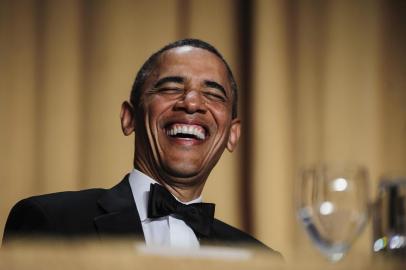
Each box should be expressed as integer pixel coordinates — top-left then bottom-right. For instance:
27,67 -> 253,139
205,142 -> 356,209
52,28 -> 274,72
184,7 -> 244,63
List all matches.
166,135 -> 206,146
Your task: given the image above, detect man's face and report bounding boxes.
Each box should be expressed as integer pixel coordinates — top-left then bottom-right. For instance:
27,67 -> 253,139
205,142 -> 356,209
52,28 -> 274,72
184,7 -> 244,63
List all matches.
131,46 -> 240,187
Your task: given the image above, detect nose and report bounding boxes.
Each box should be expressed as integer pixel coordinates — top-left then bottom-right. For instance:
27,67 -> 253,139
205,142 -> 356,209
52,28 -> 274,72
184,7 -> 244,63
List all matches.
174,89 -> 207,114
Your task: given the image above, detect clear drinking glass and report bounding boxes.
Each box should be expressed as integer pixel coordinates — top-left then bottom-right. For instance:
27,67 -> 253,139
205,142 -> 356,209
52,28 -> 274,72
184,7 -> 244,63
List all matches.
296,164 -> 370,262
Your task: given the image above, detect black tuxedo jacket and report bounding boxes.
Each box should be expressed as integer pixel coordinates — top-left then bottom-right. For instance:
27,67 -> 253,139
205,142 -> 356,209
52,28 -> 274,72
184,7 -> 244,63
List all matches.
3,175 -> 279,254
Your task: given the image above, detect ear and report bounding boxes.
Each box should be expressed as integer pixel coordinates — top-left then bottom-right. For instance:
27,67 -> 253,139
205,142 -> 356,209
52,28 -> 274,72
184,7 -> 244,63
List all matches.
226,118 -> 241,152
120,101 -> 135,136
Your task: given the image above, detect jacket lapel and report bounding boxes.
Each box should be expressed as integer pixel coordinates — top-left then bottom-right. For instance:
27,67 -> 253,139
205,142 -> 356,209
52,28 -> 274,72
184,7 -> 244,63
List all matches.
94,175 -> 145,241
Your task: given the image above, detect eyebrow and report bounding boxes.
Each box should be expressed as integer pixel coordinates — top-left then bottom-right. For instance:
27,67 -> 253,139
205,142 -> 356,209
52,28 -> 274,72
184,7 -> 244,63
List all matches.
205,80 -> 227,97
153,76 -> 227,97
153,76 -> 184,88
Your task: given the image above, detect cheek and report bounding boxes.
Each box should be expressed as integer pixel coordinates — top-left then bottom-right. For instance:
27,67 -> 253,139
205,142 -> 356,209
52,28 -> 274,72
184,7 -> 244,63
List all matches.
143,97 -> 174,126
209,104 -> 232,128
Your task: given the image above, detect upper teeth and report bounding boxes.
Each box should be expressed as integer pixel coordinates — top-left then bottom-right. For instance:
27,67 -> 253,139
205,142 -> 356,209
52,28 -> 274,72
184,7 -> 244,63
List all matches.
166,124 -> 205,140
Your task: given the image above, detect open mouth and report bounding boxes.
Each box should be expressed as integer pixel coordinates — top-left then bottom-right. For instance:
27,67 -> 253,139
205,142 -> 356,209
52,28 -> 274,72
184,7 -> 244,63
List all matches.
165,123 -> 207,140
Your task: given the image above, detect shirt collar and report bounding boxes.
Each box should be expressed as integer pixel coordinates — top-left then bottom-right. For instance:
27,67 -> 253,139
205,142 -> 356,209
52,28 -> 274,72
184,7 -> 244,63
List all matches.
128,169 -> 203,222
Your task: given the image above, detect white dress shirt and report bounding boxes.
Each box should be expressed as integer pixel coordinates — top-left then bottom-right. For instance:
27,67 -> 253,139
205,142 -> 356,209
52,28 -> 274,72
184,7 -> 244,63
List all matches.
128,169 -> 201,248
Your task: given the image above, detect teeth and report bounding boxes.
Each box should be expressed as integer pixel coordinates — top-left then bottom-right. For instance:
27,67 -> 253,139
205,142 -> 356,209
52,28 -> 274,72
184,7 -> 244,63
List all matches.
166,124 -> 206,140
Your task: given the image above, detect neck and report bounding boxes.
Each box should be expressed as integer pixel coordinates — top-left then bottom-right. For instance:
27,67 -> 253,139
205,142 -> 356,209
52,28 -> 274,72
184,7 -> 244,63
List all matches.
134,162 -> 206,202
161,182 -> 203,202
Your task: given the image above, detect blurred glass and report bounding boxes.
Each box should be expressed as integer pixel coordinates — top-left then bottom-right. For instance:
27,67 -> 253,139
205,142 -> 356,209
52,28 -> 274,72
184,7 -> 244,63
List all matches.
296,164 -> 370,262
372,178 -> 406,260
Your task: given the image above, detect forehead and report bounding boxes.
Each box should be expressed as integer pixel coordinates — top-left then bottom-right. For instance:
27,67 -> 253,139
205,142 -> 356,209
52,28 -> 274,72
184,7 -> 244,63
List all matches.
153,46 -> 230,88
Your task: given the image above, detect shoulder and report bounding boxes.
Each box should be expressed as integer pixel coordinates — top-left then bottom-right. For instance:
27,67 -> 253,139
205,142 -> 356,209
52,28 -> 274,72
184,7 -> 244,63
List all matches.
211,219 -> 282,256
31,188 -> 106,205
13,188 -> 106,216
3,188 -> 106,244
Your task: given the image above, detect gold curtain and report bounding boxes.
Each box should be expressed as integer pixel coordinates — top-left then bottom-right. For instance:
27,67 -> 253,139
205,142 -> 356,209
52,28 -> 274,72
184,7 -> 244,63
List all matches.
252,0 -> 406,259
1,0 -> 405,261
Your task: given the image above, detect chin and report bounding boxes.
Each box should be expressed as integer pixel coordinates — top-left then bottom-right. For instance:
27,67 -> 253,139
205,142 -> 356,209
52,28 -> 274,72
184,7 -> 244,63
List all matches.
164,167 -> 199,178
161,164 -> 205,181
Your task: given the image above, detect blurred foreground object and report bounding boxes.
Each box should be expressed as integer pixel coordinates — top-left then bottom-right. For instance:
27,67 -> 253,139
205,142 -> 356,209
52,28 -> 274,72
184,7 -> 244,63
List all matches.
0,239 -> 282,270
0,239 -> 402,270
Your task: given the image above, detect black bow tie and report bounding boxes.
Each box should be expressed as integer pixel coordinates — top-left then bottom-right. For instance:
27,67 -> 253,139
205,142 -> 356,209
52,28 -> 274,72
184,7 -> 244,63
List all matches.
147,183 -> 215,237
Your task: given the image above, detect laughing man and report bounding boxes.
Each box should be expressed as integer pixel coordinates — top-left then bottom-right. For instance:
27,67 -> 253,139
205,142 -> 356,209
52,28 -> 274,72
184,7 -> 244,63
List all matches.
3,39 -> 279,254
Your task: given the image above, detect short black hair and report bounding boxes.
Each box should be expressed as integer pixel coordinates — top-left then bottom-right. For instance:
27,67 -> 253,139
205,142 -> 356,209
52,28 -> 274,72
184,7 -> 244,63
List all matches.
130,38 -> 238,119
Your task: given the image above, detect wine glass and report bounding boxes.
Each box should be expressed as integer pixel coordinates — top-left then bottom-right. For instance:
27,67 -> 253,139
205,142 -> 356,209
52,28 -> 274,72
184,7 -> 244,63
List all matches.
296,164 -> 370,262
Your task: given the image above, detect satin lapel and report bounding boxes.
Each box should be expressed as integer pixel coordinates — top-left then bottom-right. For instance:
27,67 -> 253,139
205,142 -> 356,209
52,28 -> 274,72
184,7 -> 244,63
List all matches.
94,175 -> 145,241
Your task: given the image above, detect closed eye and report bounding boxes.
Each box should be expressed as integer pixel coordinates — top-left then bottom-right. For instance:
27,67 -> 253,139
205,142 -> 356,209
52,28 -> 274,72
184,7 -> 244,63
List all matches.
156,87 -> 183,94
204,80 -> 227,99
204,91 -> 226,102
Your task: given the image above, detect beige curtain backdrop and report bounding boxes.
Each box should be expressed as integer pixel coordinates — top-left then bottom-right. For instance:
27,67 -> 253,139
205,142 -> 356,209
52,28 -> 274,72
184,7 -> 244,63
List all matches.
1,0 -> 405,261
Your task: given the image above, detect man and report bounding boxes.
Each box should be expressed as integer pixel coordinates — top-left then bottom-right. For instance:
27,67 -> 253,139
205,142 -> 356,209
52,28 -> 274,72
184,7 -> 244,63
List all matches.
3,39 -> 278,253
